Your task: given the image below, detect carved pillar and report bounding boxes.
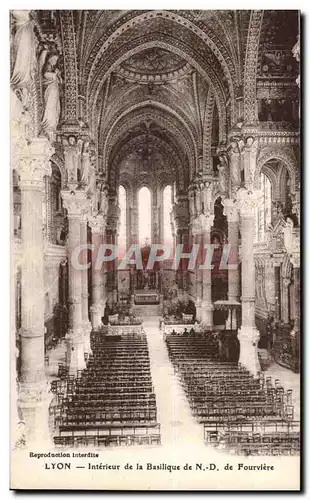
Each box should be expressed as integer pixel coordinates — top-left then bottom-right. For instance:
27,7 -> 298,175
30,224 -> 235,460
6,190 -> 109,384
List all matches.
283,220 -> 300,371
80,210 -> 92,356
236,189 -> 260,375
16,137 -> 54,445
191,217 -> 203,323
130,189 -> 139,246
200,213 -> 214,329
274,263 -> 281,321
113,227 -> 118,304
282,278 -> 291,324
89,215 -> 105,330
175,227 -> 183,287
223,199 -> 240,329
98,186 -> 108,312
291,265 -> 300,371
61,190 -> 89,375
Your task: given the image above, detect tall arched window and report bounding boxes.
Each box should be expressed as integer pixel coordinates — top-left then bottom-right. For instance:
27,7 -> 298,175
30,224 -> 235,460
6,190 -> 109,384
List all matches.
163,185 -> 173,244
118,185 -> 127,252
255,172 -> 272,242
138,187 -> 151,246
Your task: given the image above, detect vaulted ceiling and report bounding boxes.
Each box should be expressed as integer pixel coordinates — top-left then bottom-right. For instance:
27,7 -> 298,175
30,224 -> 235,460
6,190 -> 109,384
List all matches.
34,10 -> 299,194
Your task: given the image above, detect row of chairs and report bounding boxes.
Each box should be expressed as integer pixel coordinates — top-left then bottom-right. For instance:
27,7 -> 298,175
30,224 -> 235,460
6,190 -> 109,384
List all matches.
53,331 -> 161,447
165,332 -> 300,456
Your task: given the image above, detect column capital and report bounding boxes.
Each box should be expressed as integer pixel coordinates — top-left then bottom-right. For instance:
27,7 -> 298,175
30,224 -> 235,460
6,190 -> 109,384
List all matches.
223,198 -> 239,222
61,189 -> 91,217
191,213 -> 214,235
236,188 -> 260,217
88,214 -> 105,233
14,138 -> 54,188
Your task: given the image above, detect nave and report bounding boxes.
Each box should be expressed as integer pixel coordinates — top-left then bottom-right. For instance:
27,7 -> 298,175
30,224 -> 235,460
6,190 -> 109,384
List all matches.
47,316 -> 299,456
10,10 -> 300,463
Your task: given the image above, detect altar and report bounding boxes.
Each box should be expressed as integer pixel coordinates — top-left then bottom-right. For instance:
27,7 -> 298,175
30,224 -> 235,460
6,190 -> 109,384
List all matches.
134,289 -> 160,305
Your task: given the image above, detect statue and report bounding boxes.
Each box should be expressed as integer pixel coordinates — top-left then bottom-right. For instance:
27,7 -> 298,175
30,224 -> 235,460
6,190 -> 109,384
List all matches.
217,155 -> 229,194
99,187 -> 109,217
11,11 -> 37,106
80,141 -> 90,188
202,182 -> 213,215
40,51 -> 62,142
194,188 -> 201,215
10,87 -> 33,142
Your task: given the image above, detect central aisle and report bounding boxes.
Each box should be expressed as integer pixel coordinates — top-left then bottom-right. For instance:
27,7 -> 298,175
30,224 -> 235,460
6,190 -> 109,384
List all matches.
143,316 -> 205,448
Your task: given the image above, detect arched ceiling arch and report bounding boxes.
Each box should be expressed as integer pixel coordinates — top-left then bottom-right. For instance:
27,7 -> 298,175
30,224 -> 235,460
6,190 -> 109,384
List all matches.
255,146 -> 298,192
88,37 -> 228,142
98,81 -> 201,158
109,132 -> 185,194
102,102 -> 197,180
80,10 -> 239,115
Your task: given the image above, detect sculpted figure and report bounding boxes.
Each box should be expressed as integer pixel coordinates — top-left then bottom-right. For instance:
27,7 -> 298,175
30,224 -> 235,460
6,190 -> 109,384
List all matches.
99,187 -> 109,217
80,141 -> 90,188
11,11 -> 36,106
41,52 -> 62,142
194,188 -> 201,215
202,182 -> 213,215
10,88 -> 33,141
218,155 -> 229,193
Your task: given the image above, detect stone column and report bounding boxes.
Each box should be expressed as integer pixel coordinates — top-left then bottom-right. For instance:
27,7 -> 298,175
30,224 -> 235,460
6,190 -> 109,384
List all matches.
112,227 -> 118,305
200,214 -> 214,329
274,263 -> 281,321
175,227 -> 183,287
191,218 -> 202,322
282,278 -> 291,324
16,137 -> 54,445
224,199 -> 240,329
61,190 -> 89,375
80,210 -> 92,356
236,189 -> 260,375
291,265 -> 300,371
283,220 -> 300,369
89,214 -> 105,330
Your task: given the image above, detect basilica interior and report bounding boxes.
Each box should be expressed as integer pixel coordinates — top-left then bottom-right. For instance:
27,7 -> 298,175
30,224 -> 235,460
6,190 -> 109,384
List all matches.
11,10 -> 300,455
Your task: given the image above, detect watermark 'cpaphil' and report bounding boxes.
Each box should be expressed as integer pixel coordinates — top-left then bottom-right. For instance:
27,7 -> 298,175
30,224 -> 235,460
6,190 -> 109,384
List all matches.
70,243 -> 238,271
